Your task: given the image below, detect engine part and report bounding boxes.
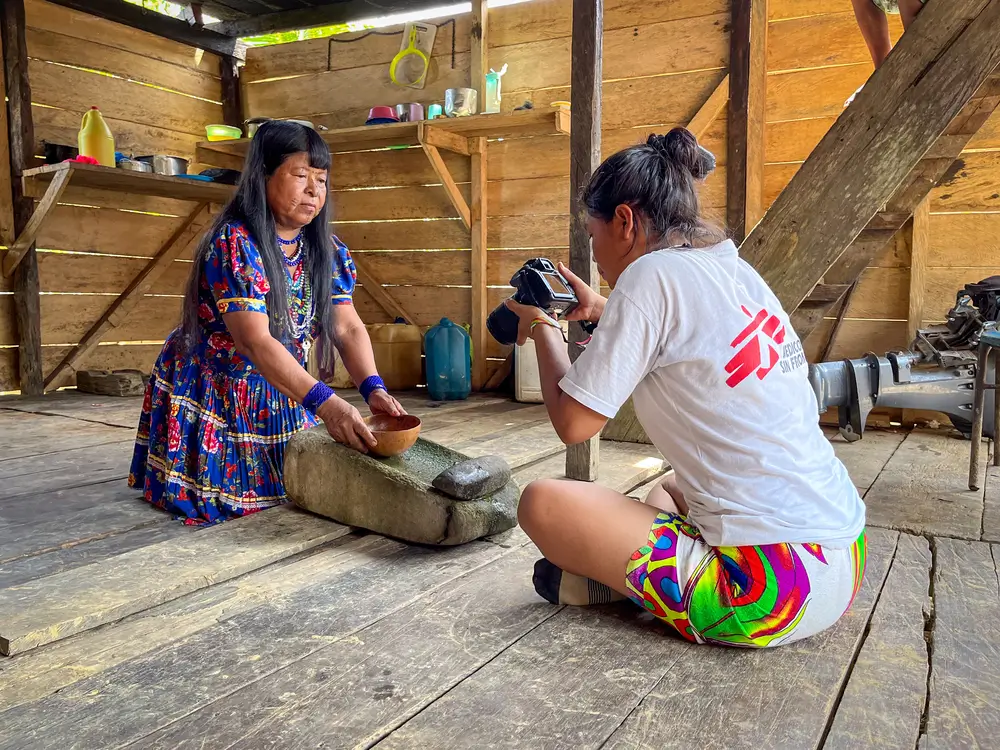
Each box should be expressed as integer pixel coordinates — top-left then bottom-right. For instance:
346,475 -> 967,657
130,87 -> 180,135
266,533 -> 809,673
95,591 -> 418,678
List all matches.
809,276 -> 1000,441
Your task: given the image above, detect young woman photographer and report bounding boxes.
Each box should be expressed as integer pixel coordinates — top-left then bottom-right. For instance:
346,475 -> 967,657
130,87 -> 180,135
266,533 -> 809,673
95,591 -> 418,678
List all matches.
505,128 -> 866,648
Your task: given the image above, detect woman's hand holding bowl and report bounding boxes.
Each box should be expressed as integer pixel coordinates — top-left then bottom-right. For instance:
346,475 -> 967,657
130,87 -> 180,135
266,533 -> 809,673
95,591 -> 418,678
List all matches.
368,389 -> 407,418
317,395 -> 377,453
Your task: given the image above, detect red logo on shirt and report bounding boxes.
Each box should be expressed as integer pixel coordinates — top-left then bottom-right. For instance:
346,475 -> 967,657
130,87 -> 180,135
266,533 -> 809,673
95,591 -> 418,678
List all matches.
724,306 -> 786,388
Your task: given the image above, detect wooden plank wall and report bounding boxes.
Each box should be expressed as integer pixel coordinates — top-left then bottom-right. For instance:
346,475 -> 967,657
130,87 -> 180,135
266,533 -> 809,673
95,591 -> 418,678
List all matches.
242,0 -> 731,365
765,0 -> 1000,362
0,0 -> 222,391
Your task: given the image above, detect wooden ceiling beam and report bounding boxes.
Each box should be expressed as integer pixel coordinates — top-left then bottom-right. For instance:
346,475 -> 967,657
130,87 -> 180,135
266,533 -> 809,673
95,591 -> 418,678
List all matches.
46,0 -> 245,59
207,0 -> 444,37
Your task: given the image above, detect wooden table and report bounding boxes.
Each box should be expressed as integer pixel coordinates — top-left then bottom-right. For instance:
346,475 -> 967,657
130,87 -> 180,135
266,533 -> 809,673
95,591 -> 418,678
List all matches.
4,162 -> 233,391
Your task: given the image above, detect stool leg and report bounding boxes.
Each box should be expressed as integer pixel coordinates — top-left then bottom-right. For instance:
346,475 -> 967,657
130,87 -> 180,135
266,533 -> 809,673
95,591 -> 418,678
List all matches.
970,344 -> 990,490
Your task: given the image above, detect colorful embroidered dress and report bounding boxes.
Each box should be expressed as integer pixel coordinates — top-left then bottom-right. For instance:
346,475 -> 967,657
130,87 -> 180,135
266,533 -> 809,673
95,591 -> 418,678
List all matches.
128,221 -> 357,525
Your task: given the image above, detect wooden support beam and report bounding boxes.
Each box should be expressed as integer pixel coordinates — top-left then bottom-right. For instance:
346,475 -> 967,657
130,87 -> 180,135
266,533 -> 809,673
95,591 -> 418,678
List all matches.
687,74 -> 730,141
2,167 -> 71,278
726,0 -> 767,241
0,30 -> 12,248
742,0 -> 1000,318
470,136 -> 488,392
47,0 -> 245,59
421,142 -> 471,229
2,0 -> 41,396
351,254 -> 415,325
208,0 -> 445,38
44,204 -> 213,391
907,196 -> 930,342
819,281 -> 859,363
220,55 -> 243,130
419,124 -> 471,156
566,0 -> 603,482
483,352 -> 513,391
471,0 -> 489,109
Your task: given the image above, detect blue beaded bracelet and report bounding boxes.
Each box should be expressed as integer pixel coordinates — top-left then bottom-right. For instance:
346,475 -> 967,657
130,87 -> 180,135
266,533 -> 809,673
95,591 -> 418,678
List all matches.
302,381 -> 335,414
359,374 -> 387,404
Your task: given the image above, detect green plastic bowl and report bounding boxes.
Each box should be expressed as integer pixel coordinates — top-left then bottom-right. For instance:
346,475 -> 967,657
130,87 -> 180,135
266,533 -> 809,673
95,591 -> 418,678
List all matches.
206,124 -> 242,141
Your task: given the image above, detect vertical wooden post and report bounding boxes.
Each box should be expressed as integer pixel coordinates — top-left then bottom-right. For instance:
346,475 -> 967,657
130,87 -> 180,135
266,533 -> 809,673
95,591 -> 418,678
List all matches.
0,21 -> 13,249
471,0 -> 488,110
470,136 -> 488,391
565,0 -> 603,482
1,0 -> 42,395
907,196 -> 930,342
220,55 -> 243,130
726,0 -> 768,241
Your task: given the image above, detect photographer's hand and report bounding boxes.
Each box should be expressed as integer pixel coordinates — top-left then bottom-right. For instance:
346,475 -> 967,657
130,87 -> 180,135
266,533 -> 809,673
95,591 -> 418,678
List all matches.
505,299 -> 559,346
558,262 -> 606,323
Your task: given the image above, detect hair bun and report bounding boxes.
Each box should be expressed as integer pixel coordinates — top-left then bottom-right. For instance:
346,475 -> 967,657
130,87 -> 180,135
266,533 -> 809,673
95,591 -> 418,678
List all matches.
647,128 -> 715,180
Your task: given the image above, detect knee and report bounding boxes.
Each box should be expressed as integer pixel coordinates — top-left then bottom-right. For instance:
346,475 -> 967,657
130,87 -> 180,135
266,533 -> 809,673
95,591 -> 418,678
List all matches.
517,478 -> 563,535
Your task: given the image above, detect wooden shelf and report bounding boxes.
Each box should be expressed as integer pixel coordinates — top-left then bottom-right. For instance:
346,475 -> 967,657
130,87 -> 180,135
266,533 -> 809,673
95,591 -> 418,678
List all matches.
196,109 -> 571,169
22,162 -> 234,203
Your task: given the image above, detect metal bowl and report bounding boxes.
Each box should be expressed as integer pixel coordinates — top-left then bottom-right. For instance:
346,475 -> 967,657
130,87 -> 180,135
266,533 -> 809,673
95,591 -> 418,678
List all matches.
117,158 -> 152,173
136,155 -> 189,176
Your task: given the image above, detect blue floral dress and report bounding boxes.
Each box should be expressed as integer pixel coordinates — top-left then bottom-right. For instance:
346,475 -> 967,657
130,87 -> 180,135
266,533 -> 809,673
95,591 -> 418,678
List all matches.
128,221 -> 357,525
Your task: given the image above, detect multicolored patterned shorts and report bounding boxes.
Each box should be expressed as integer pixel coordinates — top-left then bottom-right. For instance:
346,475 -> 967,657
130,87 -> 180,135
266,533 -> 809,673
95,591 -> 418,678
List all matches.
625,513 -> 867,648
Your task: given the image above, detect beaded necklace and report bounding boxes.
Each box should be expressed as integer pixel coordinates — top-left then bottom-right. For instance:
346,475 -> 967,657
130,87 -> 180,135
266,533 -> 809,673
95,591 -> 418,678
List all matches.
283,238 -> 314,359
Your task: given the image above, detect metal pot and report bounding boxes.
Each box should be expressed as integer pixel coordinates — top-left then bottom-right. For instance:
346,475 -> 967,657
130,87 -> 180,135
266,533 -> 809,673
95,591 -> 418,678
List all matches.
117,158 -> 152,173
136,155 -> 189,176
244,117 -> 272,138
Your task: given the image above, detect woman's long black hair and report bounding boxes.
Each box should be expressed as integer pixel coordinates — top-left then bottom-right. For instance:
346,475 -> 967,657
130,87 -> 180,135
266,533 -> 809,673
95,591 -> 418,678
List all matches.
179,120 -> 336,368
582,127 -> 727,249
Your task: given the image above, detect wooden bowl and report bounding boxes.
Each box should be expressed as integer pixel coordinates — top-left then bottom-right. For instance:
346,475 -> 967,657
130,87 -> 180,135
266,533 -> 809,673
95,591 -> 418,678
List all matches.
364,414 -> 422,457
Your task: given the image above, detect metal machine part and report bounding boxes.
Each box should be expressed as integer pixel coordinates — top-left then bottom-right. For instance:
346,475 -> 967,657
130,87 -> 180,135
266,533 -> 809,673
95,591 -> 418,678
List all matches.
809,276 -> 1000,441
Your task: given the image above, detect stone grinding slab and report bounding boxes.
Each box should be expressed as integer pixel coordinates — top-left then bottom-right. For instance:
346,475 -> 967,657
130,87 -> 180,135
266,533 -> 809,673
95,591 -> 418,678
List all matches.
284,427 -> 519,546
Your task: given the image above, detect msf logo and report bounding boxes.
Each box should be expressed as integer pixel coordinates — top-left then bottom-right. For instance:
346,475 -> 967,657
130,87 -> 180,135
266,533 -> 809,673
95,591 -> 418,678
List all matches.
724,306 -> 786,388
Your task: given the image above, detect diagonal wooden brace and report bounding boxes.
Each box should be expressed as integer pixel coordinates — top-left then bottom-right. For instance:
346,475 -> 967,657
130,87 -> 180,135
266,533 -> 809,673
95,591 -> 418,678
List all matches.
420,141 -> 471,230
44,202 -> 214,391
2,167 -> 72,278
351,253 -> 416,325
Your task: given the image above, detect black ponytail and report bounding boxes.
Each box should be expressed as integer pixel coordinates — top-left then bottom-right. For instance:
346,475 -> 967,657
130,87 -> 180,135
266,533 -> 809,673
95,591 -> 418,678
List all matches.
581,127 -> 725,249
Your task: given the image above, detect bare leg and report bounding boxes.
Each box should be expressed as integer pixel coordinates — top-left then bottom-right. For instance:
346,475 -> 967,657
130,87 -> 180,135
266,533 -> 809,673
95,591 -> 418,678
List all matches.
519,478 -> 660,597
898,0 -> 923,29
642,472 -> 688,515
850,0 -> 893,67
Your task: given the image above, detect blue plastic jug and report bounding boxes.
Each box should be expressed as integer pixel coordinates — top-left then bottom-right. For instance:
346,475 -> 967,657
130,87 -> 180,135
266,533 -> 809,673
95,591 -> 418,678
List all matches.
424,317 -> 471,401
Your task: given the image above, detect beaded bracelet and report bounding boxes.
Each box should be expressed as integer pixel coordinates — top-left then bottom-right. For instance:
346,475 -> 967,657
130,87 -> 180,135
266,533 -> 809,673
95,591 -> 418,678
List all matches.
359,374 -> 387,404
302,381 -> 335,415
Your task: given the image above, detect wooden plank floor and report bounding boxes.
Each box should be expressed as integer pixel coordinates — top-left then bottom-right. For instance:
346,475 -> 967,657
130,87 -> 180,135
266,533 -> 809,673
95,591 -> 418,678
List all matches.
0,391 -> 995,748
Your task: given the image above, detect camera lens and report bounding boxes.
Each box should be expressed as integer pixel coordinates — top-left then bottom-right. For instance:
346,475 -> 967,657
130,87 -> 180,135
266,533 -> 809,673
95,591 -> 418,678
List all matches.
486,303 -> 520,346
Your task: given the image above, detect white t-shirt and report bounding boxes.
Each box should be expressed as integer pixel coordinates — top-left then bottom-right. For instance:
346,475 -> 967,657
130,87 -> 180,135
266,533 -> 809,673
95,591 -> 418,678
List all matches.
559,240 -> 865,549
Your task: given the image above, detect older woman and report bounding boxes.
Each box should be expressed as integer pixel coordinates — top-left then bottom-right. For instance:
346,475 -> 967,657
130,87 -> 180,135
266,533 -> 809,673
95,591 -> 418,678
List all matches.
129,121 -> 404,525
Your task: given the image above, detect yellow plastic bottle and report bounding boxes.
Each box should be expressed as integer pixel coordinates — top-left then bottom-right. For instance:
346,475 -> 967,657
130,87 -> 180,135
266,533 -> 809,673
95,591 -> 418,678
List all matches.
78,107 -> 115,167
